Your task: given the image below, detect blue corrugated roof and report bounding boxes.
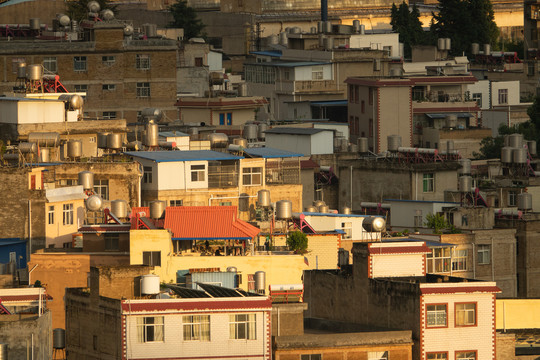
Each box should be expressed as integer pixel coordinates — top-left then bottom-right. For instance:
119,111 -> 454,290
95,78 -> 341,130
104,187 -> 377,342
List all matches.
243,147 -> 303,158
265,128 -> 329,135
310,100 -> 348,106
250,61 -> 330,68
425,113 -> 474,119
159,131 -> 189,137
125,150 -> 242,162
384,199 -> 460,205
301,212 -> 375,218
0,238 -> 26,246
251,51 -> 282,57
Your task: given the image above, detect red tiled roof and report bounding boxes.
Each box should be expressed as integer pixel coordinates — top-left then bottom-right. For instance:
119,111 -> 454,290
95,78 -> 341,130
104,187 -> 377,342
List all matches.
368,244 -> 431,255
421,286 -> 501,295
131,206 -> 260,239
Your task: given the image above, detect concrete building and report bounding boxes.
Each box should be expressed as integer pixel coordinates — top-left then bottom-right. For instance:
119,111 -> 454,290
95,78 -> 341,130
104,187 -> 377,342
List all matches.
304,241 -> 501,360
264,127 -> 335,155
44,186 -> 86,248
177,40 -> 223,97
386,199 -> 460,230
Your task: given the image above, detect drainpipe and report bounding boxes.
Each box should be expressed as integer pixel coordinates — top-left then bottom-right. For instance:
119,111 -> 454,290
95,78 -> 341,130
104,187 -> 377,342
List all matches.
28,200 -> 32,259
491,236 -> 495,281
472,243 -> 476,279
350,166 -> 353,209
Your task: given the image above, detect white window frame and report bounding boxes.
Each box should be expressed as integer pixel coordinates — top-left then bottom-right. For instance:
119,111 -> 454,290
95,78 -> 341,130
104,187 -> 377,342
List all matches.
136,82 -> 150,98
452,249 -> 468,271
94,179 -> 109,200
74,56 -> 87,72
143,166 -> 152,184
102,111 -> 117,120
498,88 -> 508,105
312,66 -> 324,80
229,314 -> 256,340
102,55 -> 115,66
455,303 -> 476,326
169,200 -> 183,206
341,222 -> 352,239
472,92 -> 482,107
477,244 -> 490,265
136,54 -> 151,70
508,190 -> 517,206
242,167 -> 262,186
136,316 -> 164,343
183,315 -> 210,341
423,173 -> 434,192
43,57 -> 57,73
191,164 -> 206,182
426,304 -> 447,327
48,205 -> 55,225
63,203 -> 74,226
427,247 -> 451,273
414,210 -> 423,228
368,351 -> 389,360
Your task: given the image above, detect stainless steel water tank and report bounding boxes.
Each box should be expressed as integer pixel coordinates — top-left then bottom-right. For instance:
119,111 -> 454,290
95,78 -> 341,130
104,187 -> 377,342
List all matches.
387,135 -> 402,152
349,143 -> 358,152
501,147 -> 513,163
145,122 -> 159,147
513,148 -> 527,164
444,38 -> 451,50
518,193 -> 532,211
97,133 -> 109,149
484,43 -> 491,56
458,159 -> 471,175
67,140 -> 82,158
243,124 -> 258,141
528,140 -> 537,156
107,133 -> 123,150
29,18 -> 40,30
324,21 -> 332,34
267,34 -> 278,45
87,0 -> 100,12
503,135 -> 509,147
323,36 -> 334,50
101,9 -> 114,20
342,206 -> 351,214
141,108 -> 163,122
317,21 -> 324,33
124,25 -> 134,36
275,200 -> 292,219
150,200 -> 166,219
459,176 -> 472,192
143,23 -> 157,37
362,216 -> 386,232
353,20 -> 360,33
227,266 -> 237,272
254,271 -> 266,291
257,123 -> 268,139
57,14 -> 70,27
305,206 -> 317,212
233,138 -> 248,148
111,200 -> 129,218
59,94 -> 84,110
17,62 -> 26,78
446,140 -> 454,154
313,200 -> 325,208
509,133 -> 523,148
445,114 -> 458,128
238,83 -> 248,97
208,133 -> 228,148
18,142 -> 37,153
53,328 -> 66,349
78,171 -> 94,190
257,189 -> 271,207
438,38 -> 446,50
318,205 -> 329,213
359,24 -> 365,35
126,141 -> 142,151
358,137 -> 368,153
318,34 -> 325,47
86,194 -> 102,211
26,64 -> 43,80
279,32 -> 288,46
39,148 -> 50,163
471,43 -> 480,55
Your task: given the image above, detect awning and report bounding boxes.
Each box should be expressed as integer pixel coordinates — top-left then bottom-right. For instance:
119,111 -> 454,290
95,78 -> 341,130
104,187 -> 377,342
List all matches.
425,112 -> 474,119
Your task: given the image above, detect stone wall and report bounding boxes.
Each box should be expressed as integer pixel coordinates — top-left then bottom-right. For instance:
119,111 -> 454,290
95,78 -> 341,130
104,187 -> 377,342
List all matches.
0,311 -> 52,360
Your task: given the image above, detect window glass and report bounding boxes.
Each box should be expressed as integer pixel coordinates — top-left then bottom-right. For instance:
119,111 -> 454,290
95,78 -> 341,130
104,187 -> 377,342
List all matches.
427,247 -> 451,273
452,249 -> 468,271
368,352 -> 388,360
136,54 -> 151,70
426,304 -> 447,327
74,56 -> 87,71
63,203 -> 74,225
456,351 -> 476,360
478,244 -> 490,264
423,173 -> 434,192
143,166 -> 152,184
427,354 -> 447,360
136,82 -> 150,97
242,167 -> 262,186
43,57 -> 57,73
102,55 -> 115,66
137,317 -> 164,342
183,315 -> 210,341
455,303 -> 476,326
229,314 -> 256,340
191,164 -> 205,182
48,206 -> 55,225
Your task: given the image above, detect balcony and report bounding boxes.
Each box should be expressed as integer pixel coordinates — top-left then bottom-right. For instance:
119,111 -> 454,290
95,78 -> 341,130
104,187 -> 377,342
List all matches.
208,164 -> 238,188
294,80 -> 341,94
413,90 -> 466,103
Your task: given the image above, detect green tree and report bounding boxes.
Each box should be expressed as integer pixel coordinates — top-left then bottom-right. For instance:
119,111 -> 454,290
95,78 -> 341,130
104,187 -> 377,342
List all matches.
425,213 -> 449,234
66,0 -> 117,23
391,2 -> 426,58
167,0 -> 205,40
430,0 -> 498,55
286,231 -> 308,254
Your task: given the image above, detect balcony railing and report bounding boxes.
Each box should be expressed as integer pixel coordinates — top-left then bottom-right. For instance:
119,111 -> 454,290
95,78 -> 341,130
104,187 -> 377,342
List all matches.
413,91 -> 466,103
208,164 -> 238,188
294,80 -> 339,93
265,159 -> 300,184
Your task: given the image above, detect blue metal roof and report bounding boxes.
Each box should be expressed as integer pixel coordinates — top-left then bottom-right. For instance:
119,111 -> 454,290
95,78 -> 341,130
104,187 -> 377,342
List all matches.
301,212 -> 375,218
251,51 -> 282,57
425,113 -> 474,119
383,238 -> 455,247
0,0 -> 33,7
249,61 -> 330,68
243,147 -> 303,158
384,199 -> 460,205
0,238 -> 26,246
125,150 -> 242,163
159,131 -> 189,137
310,100 -> 348,106
265,128 -> 329,135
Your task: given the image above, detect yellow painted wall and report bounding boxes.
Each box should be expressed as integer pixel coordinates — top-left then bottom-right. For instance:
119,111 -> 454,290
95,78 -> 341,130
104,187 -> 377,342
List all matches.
496,299 -> 540,330
130,230 -> 306,292
272,233 -> 340,270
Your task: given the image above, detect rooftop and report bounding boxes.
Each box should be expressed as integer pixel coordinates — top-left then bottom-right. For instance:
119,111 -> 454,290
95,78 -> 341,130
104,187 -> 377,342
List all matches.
265,127 -> 330,135
243,147 -> 303,158
124,150 -> 242,163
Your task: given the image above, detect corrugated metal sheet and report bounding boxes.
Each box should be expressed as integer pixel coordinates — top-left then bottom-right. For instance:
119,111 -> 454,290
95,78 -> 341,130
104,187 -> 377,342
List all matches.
189,272 -> 236,289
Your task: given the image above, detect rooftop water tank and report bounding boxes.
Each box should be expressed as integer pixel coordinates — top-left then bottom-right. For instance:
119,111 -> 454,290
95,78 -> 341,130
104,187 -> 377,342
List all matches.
17,62 -> 26,78
29,18 -> 40,30
323,21 -> 332,34
362,216 -> 386,232
444,38 -> 451,50
275,200 -> 292,219
150,200 -> 166,219
353,20 -> 360,33
342,206 -> 351,214
458,159 -> 471,175
87,0 -> 100,12
459,176 -> 472,192
26,64 -> 43,80
111,200 -> 129,218
471,43 -> 480,55
78,171 -> 94,190
58,94 -> 84,110
107,133 -> 123,150
323,36 -> 334,50
39,148 -> 50,163
86,194 -> 103,211
124,25 -> 134,36
518,193 -> 532,211
145,122 -> 159,147
358,137 -> 368,153
67,140 -> 82,158
53,328 -> 65,349
227,266 -> 237,273
257,189 -> 271,207
143,23 -> 157,37
141,274 -> 160,294
141,108 -> 163,122
233,138 -> 247,148
318,205 -> 329,213
509,133 -> 523,148
243,124 -> 258,141
445,114 -> 457,128
387,135 -> 402,152
446,140 -> 454,154
305,206 -> 317,212
279,32 -> 288,46
438,38 -> 446,50
501,147 -> 513,164
513,148 -> 527,164
484,44 -> 491,56
528,140 -> 537,156
208,133 -> 228,148
101,9 -> 114,20
56,14 -> 70,27
97,133 -> 109,149
18,142 -> 37,154
257,123 -> 268,139
313,200 -> 325,208
254,271 -> 266,291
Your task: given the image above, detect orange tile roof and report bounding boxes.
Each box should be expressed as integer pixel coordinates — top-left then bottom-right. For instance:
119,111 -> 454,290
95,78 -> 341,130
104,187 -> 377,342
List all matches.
131,206 -> 260,240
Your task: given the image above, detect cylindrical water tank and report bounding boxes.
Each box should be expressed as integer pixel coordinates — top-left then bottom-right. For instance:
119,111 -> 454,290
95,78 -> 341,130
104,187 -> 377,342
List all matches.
318,34 -> 326,47
528,140 -> 537,156
17,62 -> 27,78
446,140 -> 454,154
208,133 -> 228,148
509,133 -> 523,148
438,38 -> 446,50
143,23 -> 157,37
141,274 -> 160,294
86,195 -> 103,211
126,141 -> 142,151
97,133 -> 109,149
67,140 -> 82,158
313,200 -> 325,208
3,154 -> 19,161
29,18 -> 40,30
518,193 -> 532,211
39,148 -> 50,163
353,20 -> 360,33
257,123 -> 268,139
324,21 -> 332,34
504,135 -> 510,147
275,200 -> 292,219
257,189 -> 271,207
124,25 -> 134,36
53,328 -> 66,349
459,176 -> 472,192
18,142 -> 37,154
291,27 -> 301,34
513,148 -> 527,164
501,147 -> 513,163
238,83 -> 248,97
78,171 -> 94,190
101,9 -> 114,20
318,205 -> 329,213
458,159 -> 471,175
358,137 -> 368,153
27,64 -> 43,80
445,114 -> 458,128
362,217 -> 386,232
145,122 -> 159,147
227,266 -> 237,272
111,200 -> 129,218
471,43 -> 480,55
484,44 -> 491,56
349,143 -> 358,152
87,0 -> 100,12
317,21 -> 324,33
305,206 -> 317,212
141,108 -> 163,122
342,206 -> 351,214
0,343 -> 8,359
243,124 -> 258,141
267,34 -> 278,45
359,24 -> 365,35
279,32 -> 288,46
445,38 -> 451,50
107,133 -> 123,150
310,26 -> 317,34
57,14 -> 70,27
233,138 -> 247,148
150,200 -> 166,219
387,135 -> 402,152
323,36 -> 334,50
254,271 -> 266,291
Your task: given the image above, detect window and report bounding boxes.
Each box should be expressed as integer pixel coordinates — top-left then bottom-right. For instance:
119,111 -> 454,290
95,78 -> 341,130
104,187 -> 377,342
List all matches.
456,351 -> 476,360
427,353 -> 447,360
191,165 -> 205,182
341,222 -> 352,239
414,210 -> 423,228
143,251 -> 161,266
94,179 -> 109,200
284,69 -> 290,81
183,315 -> 210,341
349,85 -> 354,102
472,93 -> 482,107
220,201 -> 232,206
368,88 -> 374,105
312,66 -> 323,80
74,56 -> 87,71
368,118 -> 373,137
498,88 -> 508,104
143,166 -> 152,184
219,113 -> 232,125
477,244 -> 491,265
136,82 -> 150,98
137,317 -> 164,342
301,356 -> 322,360
361,100 -> 365,114
508,191 -> 517,206
242,167 -> 262,186
74,84 -> 88,93
63,203 -> 74,226
455,303 -> 476,326
368,352 -> 388,360
136,54 -> 151,70
48,206 -> 55,225
43,57 -> 57,73
423,173 -> 434,192
426,304 -> 447,327
102,55 -> 115,66
427,248 -> 451,273
194,57 -> 203,67
102,84 -> 116,91
354,85 -> 359,103
169,200 -> 183,206
229,314 -> 256,340
452,249 -> 468,271
102,111 -> 117,120
104,234 -> 119,251
12,58 -> 25,73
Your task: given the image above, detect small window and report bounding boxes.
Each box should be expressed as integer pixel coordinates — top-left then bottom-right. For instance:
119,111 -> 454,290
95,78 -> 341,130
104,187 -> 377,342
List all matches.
427,247 -> 451,273
48,206 -> 55,225
102,84 -> 116,91
169,200 -> 183,206
102,111 -> 117,120
74,56 -> 87,72
426,353 -> 447,360
143,166 -> 152,184
361,100 -> 365,114
423,173 -> 434,192
368,118 -> 373,137
368,352 -> 388,360
312,66 -> 324,80
508,191 -> 517,206
191,164 -> 205,182
414,210 -> 423,228
242,167 -> 262,186
137,317 -> 164,342
104,234 -> 119,251
136,82 -> 150,98
452,249 -> 468,271
194,57 -> 203,67
102,55 -> 115,66
455,303 -> 476,326
477,244 -> 491,265
43,57 -> 57,73
368,87 -> 374,105
94,179 -> 109,200
341,222 -> 352,239
183,315 -> 210,341
301,356 -> 322,360
74,84 -> 88,93
354,85 -> 359,103
456,351 -> 476,360
498,88 -> 508,105
219,113 -> 232,126
426,304 -> 447,327
136,54 -> 151,70
63,203 -> 74,226
229,314 -> 256,340
472,93 -> 482,107
142,251 -> 161,266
